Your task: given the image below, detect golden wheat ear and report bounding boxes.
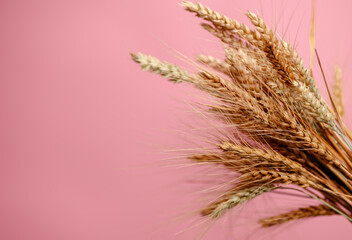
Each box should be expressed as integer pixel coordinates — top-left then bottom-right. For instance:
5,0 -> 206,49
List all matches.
201,186 -> 273,218
130,52 -> 189,83
332,65 -> 344,118
259,205 -> 336,227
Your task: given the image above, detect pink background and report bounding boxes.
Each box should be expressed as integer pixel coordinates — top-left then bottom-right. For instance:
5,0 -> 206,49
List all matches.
2,0 -> 352,239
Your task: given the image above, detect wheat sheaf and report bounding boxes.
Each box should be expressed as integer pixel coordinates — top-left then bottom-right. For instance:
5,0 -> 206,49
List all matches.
131,1 -> 352,228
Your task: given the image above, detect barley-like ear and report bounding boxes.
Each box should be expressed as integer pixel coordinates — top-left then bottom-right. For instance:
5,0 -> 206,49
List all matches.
259,205 -> 336,227
333,65 -> 344,117
196,54 -> 230,75
202,186 -> 273,218
182,1 -> 264,48
219,141 -> 310,175
241,170 -> 323,189
130,52 -> 189,83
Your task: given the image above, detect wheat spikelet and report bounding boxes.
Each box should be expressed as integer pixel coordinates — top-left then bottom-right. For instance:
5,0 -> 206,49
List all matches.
218,141 -> 310,174
265,140 -> 314,168
333,65 -> 344,117
202,186 -> 272,218
201,23 -> 257,55
182,1 -> 264,48
131,52 -> 189,83
200,23 -> 239,47
196,54 -> 230,75
292,80 -> 335,126
242,170 -> 323,189
259,205 -> 336,227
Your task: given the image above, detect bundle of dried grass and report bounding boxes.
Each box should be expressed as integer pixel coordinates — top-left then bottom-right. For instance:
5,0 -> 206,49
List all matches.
131,1 -> 352,228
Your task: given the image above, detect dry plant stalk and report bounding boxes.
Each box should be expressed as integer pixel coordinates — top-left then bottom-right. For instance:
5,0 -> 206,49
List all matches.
131,1 -> 352,229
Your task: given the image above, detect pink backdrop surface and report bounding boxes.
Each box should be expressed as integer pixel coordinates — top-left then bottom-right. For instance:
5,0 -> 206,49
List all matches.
2,0 -> 352,239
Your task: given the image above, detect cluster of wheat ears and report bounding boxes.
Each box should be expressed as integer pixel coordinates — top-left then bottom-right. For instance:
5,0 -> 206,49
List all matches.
131,1 -> 352,228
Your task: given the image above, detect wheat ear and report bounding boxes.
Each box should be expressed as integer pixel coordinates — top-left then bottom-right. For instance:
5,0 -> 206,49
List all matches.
202,186 -> 273,218
333,65 -> 344,117
259,205 -> 336,227
131,53 -> 189,83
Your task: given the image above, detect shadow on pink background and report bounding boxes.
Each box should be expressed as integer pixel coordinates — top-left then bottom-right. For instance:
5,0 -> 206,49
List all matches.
1,0 -> 352,239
